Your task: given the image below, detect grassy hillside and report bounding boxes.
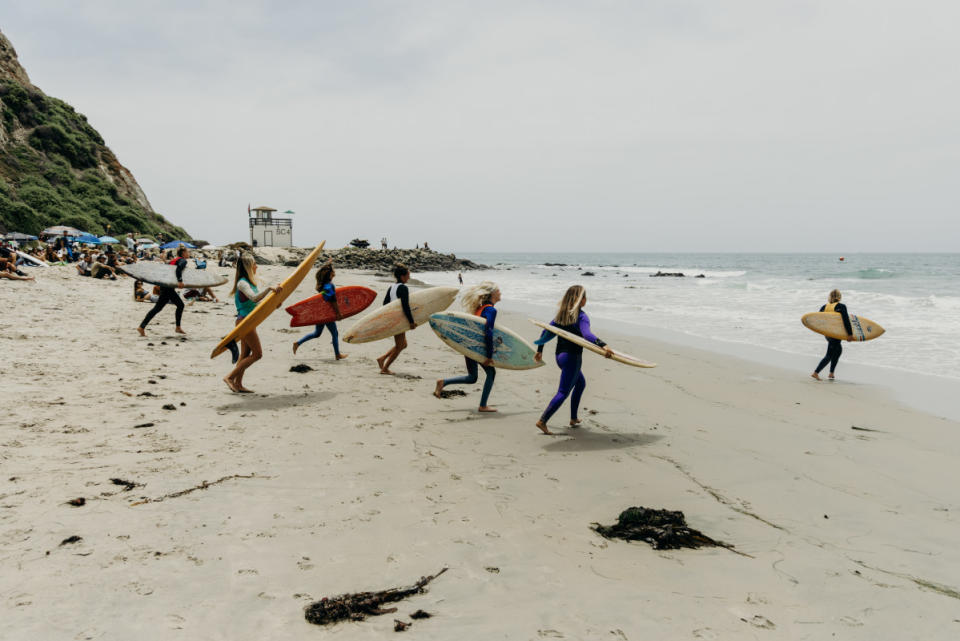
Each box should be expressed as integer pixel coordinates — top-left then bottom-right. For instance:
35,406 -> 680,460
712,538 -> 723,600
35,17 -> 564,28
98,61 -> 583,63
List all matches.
0,78 -> 189,238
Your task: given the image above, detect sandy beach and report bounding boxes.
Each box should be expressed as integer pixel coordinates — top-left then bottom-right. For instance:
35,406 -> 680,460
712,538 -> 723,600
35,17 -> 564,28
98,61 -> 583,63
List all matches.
2,264 -> 959,640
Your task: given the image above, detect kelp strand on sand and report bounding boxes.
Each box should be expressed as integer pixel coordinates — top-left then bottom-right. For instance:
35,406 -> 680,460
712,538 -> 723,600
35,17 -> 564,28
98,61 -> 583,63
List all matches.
130,474 -> 259,506
304,568 -> 448,626
593,506 -> 742,554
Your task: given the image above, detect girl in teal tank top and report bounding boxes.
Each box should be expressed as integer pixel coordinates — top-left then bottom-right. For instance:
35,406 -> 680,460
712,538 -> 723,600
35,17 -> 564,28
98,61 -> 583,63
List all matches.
223,253 -> 279,393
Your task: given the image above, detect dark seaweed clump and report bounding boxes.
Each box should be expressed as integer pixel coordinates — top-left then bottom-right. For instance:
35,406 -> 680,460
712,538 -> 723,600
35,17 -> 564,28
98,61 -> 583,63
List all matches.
290,364 -> 314,373
593,506 -> 726,550
304,568 -> 447,626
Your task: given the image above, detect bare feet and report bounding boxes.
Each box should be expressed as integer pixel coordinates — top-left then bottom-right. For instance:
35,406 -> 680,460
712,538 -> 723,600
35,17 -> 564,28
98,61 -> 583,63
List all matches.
292,341 -> 299,355
536,420 -> 553,435
828,373 -> 835,380
237,386 -> 254,393
137,327 -> 146,337
336,353 -> 349,360
478,406 -> 498,413
811,372 -> 821,380
175,326 -> 186,335
223,377 -> 241,393
376,355 -> 387,370
379,369 -> 394,375
569,418 -> 582,427
434,380 -> 444,398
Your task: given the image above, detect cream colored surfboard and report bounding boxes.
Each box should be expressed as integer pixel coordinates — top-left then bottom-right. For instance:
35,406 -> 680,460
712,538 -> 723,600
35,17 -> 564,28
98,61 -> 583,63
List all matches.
529,319 -> 656,368
343,286 -> 458,344
802,312 -> 884,342
210,241 -> 325,358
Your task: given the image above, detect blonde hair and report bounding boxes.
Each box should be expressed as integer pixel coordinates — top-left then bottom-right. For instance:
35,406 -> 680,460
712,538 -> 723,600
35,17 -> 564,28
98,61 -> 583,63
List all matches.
554,285 -> 586,326
828,289 -> 842,304
461,281 -> 499,313
230,252 -> 258,294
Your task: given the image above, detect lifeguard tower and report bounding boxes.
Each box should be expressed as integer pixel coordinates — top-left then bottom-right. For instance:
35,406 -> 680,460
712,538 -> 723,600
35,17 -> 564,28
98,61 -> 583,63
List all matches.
249,205 -> 293,247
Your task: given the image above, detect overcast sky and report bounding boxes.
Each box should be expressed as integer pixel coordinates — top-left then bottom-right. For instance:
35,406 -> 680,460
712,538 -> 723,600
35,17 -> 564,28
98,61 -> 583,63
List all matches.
3,1 -> 958,251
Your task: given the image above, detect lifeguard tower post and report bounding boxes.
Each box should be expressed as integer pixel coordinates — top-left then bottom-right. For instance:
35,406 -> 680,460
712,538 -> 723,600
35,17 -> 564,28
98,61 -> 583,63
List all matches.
248,205 -> 293,247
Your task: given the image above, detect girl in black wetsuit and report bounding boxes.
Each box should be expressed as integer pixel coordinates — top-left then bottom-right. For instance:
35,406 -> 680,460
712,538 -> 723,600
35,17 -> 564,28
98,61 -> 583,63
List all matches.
811,289 -> 854,380
137,247 -> 189,336
376,264 -> 416,375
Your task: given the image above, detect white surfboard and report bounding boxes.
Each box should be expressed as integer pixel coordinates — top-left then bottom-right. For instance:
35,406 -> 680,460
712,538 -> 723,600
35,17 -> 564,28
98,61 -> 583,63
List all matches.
530,319 -> 656,368
344,287 -> 458,344
16,251 -> 47,267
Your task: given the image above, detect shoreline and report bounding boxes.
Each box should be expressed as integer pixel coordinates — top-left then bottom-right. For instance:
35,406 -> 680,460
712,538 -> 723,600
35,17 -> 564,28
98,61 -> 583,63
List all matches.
2,265 -> 959,639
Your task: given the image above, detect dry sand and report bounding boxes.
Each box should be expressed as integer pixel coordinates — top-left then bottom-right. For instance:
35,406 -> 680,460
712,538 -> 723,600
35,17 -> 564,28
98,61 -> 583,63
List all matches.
2,264 -> 959,640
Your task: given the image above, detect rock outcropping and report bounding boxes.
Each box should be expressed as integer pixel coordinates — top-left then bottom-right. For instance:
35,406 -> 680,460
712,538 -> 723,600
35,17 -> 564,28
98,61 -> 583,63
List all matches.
228,245 -> 487,271
0,30 -> 189,238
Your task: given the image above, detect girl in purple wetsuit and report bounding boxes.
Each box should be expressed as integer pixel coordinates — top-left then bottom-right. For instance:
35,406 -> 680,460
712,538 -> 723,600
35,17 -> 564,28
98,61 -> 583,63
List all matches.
534,285 -> 613,435
433,281 -> 500,412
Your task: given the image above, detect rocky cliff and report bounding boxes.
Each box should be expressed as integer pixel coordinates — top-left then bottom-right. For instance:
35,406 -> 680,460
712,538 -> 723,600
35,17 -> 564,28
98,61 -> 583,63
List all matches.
0,31 -> 189,238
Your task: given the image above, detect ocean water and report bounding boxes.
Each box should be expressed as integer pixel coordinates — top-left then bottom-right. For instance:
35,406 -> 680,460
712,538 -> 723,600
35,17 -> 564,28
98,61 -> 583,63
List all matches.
431,253 -> 960,381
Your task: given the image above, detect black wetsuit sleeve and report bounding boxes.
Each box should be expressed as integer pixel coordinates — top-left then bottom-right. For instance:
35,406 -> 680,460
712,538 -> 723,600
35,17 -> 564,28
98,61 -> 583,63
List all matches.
398,284 -> 415,324
835,303 -> 853,335
175,258 -> 187,281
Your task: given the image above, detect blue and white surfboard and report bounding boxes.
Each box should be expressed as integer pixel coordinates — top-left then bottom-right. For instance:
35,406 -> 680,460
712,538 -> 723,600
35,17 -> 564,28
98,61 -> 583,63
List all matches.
429,312 -> 544,370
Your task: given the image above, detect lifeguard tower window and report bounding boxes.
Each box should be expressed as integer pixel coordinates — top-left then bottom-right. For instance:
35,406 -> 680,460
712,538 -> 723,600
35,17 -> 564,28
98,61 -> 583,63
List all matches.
249,206 -> 293,248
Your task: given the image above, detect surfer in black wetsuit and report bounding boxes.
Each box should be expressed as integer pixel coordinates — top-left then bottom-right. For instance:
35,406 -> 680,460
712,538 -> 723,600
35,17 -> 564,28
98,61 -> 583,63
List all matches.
376,264 -> 416,375
137,247 -> 189,336
811,289 -> 854,380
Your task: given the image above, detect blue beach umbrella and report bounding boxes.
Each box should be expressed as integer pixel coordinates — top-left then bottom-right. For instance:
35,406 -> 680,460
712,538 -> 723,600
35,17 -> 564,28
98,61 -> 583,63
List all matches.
74,233 -> 102,244
98,235 -> 120,244
4,232 -> 38,241
160,240 -> 196,249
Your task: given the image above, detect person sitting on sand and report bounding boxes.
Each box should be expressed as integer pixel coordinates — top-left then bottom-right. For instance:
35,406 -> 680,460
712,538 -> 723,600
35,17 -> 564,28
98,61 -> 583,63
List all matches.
533,285 -> 613,435
223,252 -> 280,393
75,253 -> 92,276
90,255 -> 118,280
184,287 -> 218,302
811,289 -> 854,381
376,264 -> 417,375
137,246 -> 190,336
133,280 -> 157,302
292,260 -> 348,360
433,281 -> 500,412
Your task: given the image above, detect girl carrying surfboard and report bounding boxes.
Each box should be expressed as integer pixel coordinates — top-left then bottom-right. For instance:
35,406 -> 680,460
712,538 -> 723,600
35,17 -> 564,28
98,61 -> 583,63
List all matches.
433,281 -> 500,412
292,260 -> 348,360
811,289 -> 854,381
223,253 -> 280,393
376,264 -> 416,375
533,285 -> 613,435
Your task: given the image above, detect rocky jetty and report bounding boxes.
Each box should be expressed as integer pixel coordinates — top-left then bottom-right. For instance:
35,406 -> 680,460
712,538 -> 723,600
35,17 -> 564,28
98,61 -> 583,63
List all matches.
224,246 -> 487,271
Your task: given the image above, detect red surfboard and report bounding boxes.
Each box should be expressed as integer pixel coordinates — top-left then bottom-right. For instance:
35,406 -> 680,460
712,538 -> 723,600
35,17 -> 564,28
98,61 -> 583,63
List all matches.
285,286 -> 377,327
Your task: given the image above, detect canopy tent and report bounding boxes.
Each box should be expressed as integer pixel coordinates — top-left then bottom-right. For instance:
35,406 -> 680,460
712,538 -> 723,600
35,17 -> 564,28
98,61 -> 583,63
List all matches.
160,240 -> 196,249
4,232 -> 38,241
41,226 -> 83,237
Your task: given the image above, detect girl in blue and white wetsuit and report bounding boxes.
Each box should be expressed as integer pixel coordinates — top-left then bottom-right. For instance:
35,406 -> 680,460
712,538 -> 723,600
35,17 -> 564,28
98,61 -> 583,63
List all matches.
433,281 -> 500,412
223,253 -> 279,393
292,260 -> 348,360
534,285 -> 613,435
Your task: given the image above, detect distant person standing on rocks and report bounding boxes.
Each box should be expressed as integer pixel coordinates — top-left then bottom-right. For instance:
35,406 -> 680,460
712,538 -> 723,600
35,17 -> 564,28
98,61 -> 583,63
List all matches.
381,237 -> 388,250
137,246 -> 189,336
424,242 -> 430,250
376,264 -> 416,375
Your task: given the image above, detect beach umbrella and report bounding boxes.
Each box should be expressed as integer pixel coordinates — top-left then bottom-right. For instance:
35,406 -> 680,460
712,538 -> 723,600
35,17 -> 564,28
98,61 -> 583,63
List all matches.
98,235 -> 120,244
4,232 -> 38,241
41,226 -> 83,237
160,240 -> 196,249
75,233 -> 102,244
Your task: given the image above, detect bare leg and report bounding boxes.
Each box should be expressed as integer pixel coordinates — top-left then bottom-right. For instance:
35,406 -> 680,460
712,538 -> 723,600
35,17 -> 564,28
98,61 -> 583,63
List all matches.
536,420 -> 553,435
433,379 -> 444,398
380,333 -> 406,374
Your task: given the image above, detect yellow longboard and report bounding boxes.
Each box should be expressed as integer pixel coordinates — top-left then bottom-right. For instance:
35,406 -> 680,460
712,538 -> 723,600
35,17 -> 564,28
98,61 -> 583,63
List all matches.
210,241 -> 325,358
